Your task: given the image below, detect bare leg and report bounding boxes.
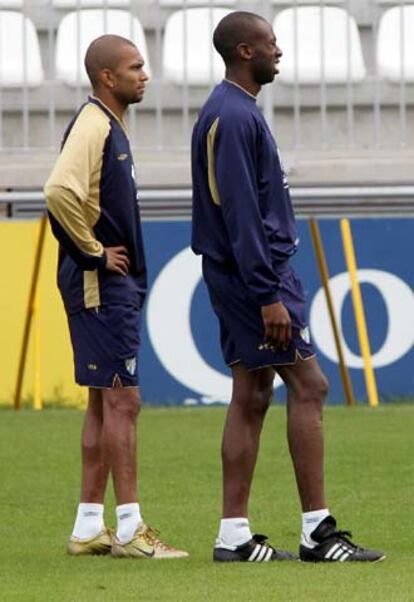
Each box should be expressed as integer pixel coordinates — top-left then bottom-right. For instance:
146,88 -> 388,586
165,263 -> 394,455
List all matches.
277,356 -> 328,511
102,380 -> 141,505
222,363 -> 275,518
80,388 -> 110,503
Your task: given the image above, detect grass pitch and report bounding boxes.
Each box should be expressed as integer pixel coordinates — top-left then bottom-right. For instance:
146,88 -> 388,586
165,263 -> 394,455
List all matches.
0,405 -> 413,602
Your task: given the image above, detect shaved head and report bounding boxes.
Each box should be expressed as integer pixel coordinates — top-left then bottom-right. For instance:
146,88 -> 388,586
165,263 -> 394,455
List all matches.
213,11 -> 268,65
85,34 -> 137,88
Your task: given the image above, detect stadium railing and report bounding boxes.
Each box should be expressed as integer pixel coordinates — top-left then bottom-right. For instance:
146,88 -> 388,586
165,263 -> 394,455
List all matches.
2,186 -> 414,219
0,0 -> 413,153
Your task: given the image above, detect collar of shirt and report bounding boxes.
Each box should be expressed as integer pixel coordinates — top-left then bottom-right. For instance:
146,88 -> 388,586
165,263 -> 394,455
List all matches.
89,95 -> 129,136
223,79 -> 257,101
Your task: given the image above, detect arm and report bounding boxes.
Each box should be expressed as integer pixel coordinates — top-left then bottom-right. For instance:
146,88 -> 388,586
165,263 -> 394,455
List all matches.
46,185 -> 106,270
212,113 -> 280,304
46,189 -> 131,275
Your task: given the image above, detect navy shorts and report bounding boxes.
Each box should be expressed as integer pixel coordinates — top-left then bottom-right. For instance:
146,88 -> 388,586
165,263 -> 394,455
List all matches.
202,257 -> 315,370
67,304 -> 142,388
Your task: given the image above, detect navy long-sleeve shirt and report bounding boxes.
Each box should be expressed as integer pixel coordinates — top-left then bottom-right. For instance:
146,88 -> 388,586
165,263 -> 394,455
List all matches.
191,79 -> 298,306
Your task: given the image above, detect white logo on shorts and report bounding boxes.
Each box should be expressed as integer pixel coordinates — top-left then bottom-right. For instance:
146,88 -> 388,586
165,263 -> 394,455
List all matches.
300,327 -> 310,344
125,357 -> 136,375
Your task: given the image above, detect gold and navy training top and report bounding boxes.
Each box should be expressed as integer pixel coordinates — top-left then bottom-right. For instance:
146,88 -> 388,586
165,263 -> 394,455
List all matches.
44,96 -> 147,315
191,79 -> 298,306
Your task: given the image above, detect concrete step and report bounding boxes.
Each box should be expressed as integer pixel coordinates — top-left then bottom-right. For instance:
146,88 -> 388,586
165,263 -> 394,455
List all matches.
2,148 -> 414,189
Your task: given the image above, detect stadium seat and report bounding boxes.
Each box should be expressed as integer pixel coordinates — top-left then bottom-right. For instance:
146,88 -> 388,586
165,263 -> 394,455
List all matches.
271,0 -> 345,4
377,5 -> 414,83
52,0 -> 131,6
273,6 -> 366,84
162,7 -> 232,85
0,0 -> 23,6
0,11 -> 44,87
160,0 -> 235,5
55,9 -> 151,86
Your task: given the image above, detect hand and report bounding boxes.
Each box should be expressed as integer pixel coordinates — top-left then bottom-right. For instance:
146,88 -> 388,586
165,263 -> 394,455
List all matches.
261,301 -> 292,351
104,246 -> 130,276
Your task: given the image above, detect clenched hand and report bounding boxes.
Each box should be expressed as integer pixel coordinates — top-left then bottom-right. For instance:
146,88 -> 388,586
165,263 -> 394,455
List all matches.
261,301 -> 292,351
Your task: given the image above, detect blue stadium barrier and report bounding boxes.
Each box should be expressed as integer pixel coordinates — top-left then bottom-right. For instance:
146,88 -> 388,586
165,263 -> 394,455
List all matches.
139,217 -> 414,405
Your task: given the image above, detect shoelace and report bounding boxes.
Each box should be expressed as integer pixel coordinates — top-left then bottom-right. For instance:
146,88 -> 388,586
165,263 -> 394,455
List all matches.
253,533 -> 275,551
329,529 -> 358,550
143,526 -> 174,551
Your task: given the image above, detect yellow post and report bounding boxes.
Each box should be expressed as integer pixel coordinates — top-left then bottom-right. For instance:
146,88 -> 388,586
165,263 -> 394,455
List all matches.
14,213 -> 47,410
33,285 -> 43,411
340,219 -> 379,407
309,219 -> 355,406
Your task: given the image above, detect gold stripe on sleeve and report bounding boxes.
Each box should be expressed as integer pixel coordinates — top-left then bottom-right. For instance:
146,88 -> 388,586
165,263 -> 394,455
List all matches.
207,117 -> 221,206
44,102 -> 110,258
45,103 -> 110,204
83,270 -> 100,309
45,185 -> 104,258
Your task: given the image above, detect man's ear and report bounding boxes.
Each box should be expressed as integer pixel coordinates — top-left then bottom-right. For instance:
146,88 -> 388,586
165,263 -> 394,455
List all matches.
236,42 -> 253,61
100,68 -> 115,88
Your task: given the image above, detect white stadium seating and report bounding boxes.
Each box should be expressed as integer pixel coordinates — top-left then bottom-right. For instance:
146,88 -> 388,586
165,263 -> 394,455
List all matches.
53,0 -> 131,6
273,5 -> 366,84
162,7 -> 231,85
1,0 -> 412,155
271,0 -> 345,4
0,11 -> 44,87
0,0 -> 23,7
55,9 -> 151,86
160,0 -> 235,5
377,5 -> 414,83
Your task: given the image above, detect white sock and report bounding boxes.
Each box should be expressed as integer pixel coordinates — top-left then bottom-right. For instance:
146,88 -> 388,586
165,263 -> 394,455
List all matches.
301,508 -> 330,548
116,503 -> 142,544
72,503 -> 104,540
217,517 -> 252,549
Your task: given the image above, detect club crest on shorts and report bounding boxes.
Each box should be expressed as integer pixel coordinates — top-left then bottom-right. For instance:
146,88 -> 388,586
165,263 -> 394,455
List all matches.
125,357 -> 136,375
300,327 -> 310,344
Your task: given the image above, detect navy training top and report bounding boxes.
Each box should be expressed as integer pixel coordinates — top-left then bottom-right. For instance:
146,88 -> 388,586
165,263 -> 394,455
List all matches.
191,79 -> 298,306
44,96 -> 147,314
